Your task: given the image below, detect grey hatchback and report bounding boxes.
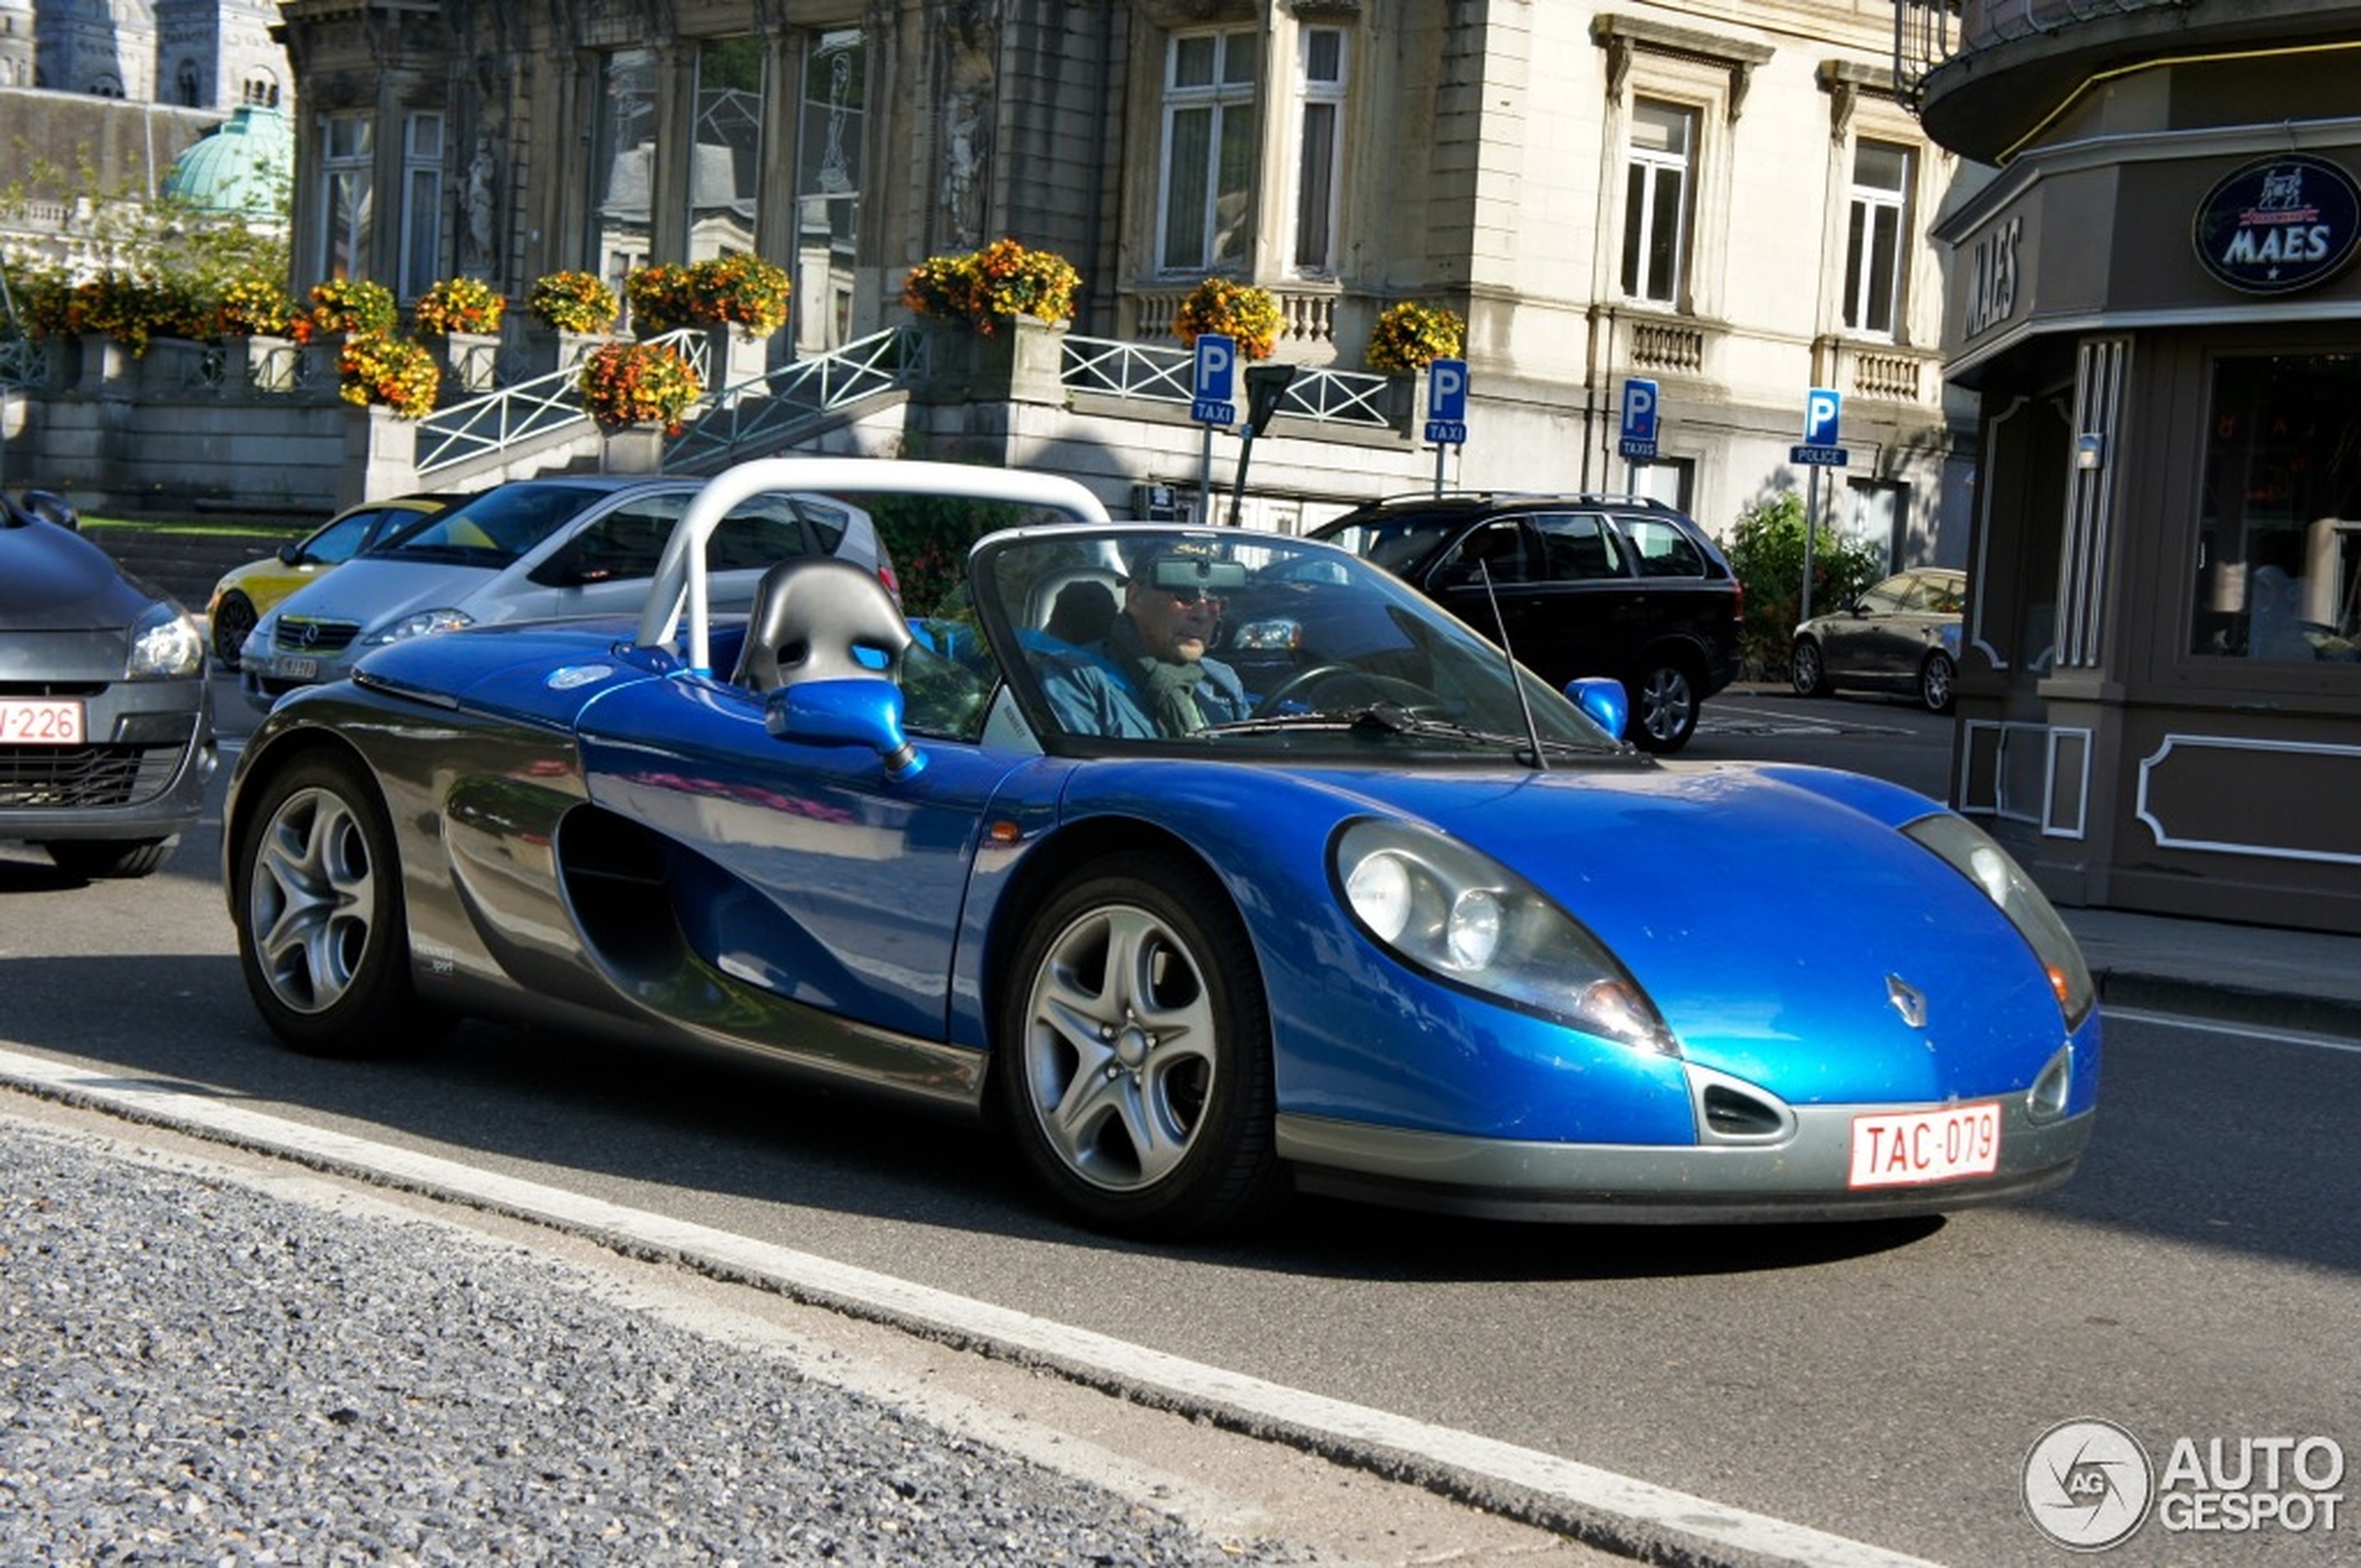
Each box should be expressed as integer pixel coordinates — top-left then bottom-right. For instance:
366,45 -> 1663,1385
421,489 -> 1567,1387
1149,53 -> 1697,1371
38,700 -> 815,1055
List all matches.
0,491 -> 217,876
1309,492 -> 1742,751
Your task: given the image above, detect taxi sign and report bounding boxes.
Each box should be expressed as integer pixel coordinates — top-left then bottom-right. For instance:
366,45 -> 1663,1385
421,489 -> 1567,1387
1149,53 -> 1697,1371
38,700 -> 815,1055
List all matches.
1424,358 -> 1469,445
1192,333 -> 1237,427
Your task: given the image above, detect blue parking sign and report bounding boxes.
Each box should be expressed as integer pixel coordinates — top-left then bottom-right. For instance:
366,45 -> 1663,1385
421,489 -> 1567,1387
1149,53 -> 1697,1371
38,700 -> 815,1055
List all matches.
1618,377 -> 1659,462
1803,387 -> 1842,447
1424,358 -> 1470,445
1191,334 -> 1237,427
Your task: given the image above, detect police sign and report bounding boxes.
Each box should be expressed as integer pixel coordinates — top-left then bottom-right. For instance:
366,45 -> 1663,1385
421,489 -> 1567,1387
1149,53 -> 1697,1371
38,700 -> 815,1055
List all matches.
1791,386 -> 1848,468
1191,333 -> 1237,427
1424,358 -> 1469,446
1618,377 -> 1658,462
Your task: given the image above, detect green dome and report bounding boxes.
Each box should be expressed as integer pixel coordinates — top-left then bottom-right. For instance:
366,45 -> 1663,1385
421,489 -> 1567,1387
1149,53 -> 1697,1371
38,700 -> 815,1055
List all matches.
163,105 -> 293,218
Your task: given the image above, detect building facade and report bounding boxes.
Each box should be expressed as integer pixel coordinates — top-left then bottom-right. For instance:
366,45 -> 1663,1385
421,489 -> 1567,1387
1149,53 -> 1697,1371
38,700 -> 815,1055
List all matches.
1903,0 -> 2361,932
267,0 -> 1975,561
0,0 -> 284,108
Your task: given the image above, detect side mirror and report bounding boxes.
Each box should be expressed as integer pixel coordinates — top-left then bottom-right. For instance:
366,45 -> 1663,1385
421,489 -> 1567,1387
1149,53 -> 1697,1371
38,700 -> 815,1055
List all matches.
1565,677 -> 1629,740
277,543 -> 304,566
764,677 -> 927,780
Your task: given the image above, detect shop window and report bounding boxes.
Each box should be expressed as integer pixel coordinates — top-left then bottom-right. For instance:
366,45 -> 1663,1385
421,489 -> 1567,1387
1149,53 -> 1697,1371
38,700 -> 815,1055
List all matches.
2191,353 -> 2361,664
1843,140 -> 1911,338
317,112 -> 372,281
1158,29 -> 1259,273
691,36 -> 765,261
1621,99 -> 1695,307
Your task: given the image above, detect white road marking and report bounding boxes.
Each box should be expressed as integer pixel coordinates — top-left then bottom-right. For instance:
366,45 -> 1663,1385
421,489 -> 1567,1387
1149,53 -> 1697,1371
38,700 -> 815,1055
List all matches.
0,1044 -> 1939,1568
2103,1006 -> 2361,1054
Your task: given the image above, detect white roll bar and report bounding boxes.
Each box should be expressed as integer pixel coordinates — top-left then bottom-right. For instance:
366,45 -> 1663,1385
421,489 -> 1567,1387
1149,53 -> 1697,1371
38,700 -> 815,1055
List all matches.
632,457 -> 1113,673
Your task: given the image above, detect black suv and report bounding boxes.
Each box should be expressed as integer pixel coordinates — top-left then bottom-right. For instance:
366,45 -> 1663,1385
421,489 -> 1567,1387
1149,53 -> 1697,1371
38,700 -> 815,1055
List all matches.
1308,492 -> 1741,752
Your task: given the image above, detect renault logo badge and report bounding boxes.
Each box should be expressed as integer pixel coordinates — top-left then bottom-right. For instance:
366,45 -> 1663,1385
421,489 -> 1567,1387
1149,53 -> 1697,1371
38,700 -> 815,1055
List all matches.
1886,975 -> 1928,1030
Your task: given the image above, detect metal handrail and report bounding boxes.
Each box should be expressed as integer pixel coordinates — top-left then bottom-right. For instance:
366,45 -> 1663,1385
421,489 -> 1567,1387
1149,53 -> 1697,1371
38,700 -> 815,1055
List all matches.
1062,333 -> 1398,429
664,327 -> 916,468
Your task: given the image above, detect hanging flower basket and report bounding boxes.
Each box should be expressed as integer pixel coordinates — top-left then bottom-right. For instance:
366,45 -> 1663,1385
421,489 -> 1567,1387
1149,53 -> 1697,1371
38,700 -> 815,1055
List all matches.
411,276 -> 507,336
307,278 -> 399,339
527,270 -> 620,335
1365,299 -> 1467,374
626,255 -> 792,337
337,329 -> 441,418
902,238 -> 1081,336
578,339 -> 702,434
1172,277 -> 1282,362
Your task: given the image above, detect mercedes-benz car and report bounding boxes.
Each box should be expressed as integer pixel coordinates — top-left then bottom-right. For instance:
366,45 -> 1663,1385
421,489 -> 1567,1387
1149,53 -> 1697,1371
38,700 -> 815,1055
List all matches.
222,459 -> 2097,1239
205,492 -> 465,671
2,490 -> 217,877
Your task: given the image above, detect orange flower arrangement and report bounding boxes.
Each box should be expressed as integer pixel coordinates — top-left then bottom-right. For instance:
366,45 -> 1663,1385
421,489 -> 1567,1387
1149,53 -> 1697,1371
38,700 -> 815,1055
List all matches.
578,340 -> 702,434
1172,277 -> 1283,361
337,331 -> 441,417
901,239 -> 1081,336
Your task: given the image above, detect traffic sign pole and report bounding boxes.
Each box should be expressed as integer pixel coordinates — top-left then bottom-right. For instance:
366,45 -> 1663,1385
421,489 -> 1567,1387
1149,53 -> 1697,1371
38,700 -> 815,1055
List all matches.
1190,335 -> 1239,524
1424,359 -> 1470,494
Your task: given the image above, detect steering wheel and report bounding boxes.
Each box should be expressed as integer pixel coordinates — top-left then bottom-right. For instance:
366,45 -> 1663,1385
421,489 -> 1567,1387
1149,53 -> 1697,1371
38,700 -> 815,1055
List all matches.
1251,663 -> 1439,718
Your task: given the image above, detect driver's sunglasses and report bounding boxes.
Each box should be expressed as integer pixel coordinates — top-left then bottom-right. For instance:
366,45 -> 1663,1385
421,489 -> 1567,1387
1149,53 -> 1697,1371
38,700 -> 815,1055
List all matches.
1165,586 -> 1225,609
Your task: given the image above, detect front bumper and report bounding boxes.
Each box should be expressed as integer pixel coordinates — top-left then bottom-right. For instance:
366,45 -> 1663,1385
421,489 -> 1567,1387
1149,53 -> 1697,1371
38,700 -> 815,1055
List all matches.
1277,1095 -> 2095,1223
0,686 -> 216,843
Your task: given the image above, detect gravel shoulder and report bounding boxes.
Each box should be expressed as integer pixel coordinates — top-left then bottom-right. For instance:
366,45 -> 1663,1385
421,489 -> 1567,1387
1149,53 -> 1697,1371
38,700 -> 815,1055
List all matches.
0,1094 -> 1605,1565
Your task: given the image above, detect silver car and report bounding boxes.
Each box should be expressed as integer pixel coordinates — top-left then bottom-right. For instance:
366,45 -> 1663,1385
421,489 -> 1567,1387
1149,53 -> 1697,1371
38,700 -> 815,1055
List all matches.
240,475 -> 894,712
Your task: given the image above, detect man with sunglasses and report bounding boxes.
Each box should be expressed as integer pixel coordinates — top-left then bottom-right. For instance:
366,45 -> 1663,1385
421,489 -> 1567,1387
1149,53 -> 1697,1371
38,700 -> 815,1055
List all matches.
1035,540 -> 1253,737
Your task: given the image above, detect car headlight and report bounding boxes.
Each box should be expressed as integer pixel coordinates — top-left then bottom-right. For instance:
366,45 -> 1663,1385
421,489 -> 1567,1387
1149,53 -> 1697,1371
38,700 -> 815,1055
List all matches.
1333,819 -> 1679,1056
125,601 -> 204,679
373,608 -> 473,645
1905,813 -> 2095,1028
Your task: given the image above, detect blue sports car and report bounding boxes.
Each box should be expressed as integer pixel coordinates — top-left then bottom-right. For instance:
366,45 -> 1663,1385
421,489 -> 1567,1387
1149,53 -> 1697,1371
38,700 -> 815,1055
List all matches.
223,459 -> 2098,1238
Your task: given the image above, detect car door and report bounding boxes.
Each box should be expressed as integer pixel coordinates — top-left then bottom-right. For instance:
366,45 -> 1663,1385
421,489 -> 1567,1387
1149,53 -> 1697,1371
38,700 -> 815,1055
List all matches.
1424,512 -> 1636,685
1825,573 -> 1913,681
571,671 -> 1022,1048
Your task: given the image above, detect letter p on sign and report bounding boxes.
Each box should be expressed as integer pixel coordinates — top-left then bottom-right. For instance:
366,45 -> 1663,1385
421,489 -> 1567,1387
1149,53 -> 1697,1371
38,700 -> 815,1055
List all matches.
1804,388 -> 1843,447
1193,334 -> 1236,402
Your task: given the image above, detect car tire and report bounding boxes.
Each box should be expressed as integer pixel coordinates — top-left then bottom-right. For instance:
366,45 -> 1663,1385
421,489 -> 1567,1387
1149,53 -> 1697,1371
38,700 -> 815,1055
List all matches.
44,838 -> 172,878
231,751 -> 445,1059
1919,651 -> 1957,715
1626,660 -> 1701,754
1791,637 -> 1829,698
212,591 -> 257,673
997,850 -> 1282,1238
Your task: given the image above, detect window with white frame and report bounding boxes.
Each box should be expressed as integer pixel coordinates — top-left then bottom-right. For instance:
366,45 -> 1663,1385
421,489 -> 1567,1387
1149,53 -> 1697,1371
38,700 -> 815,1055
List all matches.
400,112 -> 443,299
1290,27 -> 1345,276
1621,99 -> 1694,306
318,112 -> 373,281
1844,140 -> 1912,337
1158,30 -> 1259,274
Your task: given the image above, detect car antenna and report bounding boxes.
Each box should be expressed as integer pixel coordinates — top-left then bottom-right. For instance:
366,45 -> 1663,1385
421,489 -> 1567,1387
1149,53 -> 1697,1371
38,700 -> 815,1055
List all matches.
1476,560 -> 1547,771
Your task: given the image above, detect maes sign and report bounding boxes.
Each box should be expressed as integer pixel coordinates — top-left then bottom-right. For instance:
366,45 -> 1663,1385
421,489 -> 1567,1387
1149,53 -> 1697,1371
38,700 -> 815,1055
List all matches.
2192,152 -> 2361,296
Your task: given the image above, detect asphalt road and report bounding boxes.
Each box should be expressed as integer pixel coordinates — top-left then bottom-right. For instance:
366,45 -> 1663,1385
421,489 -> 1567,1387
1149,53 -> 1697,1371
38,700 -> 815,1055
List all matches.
2,672 -> 2354,1566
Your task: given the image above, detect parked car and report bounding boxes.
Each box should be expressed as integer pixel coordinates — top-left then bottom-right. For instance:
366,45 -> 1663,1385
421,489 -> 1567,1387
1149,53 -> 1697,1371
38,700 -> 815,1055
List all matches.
1792,568 -> 1967,713
1,490 -> 216,877
1307,492 -> 1742,752
206,492 -> 466,672
239,474 -> 897,712
222,457 -> 2097,1240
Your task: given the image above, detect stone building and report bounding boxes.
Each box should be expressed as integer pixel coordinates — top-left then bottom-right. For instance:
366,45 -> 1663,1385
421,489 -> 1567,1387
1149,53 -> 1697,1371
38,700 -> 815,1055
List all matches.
0,0 -> 284,108
268,0 -> 1975,561
1901,0 -> 2361,934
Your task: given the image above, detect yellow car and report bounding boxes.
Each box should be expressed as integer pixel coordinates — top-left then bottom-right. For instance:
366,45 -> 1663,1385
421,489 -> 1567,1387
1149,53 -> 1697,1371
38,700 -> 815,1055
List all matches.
206,493 -> 463,670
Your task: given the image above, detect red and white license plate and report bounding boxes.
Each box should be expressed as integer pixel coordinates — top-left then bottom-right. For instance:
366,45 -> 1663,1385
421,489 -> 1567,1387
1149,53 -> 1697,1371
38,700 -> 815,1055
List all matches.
1848,1102 -> 2002,1188
0,697 -> 85,745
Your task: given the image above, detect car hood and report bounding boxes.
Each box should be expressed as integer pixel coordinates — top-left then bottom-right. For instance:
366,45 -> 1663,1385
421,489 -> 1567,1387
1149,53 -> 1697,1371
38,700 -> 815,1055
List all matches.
1341,759 -> 2068,1100
0,522 -> 161,630
269,557 -> 497,629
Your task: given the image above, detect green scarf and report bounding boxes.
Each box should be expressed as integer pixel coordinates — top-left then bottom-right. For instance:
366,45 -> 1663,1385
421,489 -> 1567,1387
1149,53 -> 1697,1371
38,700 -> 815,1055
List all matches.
1111,617 -> 1208,733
